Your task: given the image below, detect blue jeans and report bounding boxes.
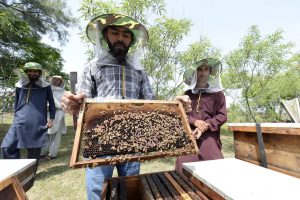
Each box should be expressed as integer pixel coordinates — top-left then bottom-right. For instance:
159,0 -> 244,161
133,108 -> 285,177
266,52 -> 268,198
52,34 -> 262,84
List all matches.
86,160 -> 140,200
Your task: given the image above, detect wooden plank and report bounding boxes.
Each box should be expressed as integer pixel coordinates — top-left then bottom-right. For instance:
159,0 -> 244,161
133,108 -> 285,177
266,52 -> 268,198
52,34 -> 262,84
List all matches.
0,159 -> 36,192
109,179 -> 118,200
145,174 -> 163,200
169,171 -> 202,200
0,176 -> 28,200
101,180 -> 109,200
182,168 -> 225,200
234,131 -> 300,177
150,173 -> 173,200
164,172 -> 192,200
119,179 -> 127,200
228,123 -> 300,135
235,157 -> 300,179
178,171 -> 209,200
85,98 -> 180,104
123,176 -> 140,200
157,173 -> 181,200
177,100 -> 199,153
69,102 -> 86,168
183,158 -> 300,200
140,176 -> 155,200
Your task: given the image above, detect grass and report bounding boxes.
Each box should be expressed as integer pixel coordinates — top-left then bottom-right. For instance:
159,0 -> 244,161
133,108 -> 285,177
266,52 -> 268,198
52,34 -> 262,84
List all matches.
0,113 -> 234,200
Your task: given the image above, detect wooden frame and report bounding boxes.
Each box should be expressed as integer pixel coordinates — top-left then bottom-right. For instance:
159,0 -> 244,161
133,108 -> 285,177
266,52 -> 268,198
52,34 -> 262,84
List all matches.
102,170 -> 209,200
227,123 -> 300,178
70,99 -> 198,168
0,159 -> 36,193
0,176 -> 28,200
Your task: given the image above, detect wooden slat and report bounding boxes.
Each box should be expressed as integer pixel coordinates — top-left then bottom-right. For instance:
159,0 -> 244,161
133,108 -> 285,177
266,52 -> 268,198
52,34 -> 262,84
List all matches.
177,100 -> 199,153
150,173 -> 173,200
69,102 -> 86,168
228,123 -> 300,136
169,171 -> 202,200
234,131 -> 300,177
0,176 -> 28,200
110,179 -> 118,200
85,98 -> 180,104
177,172 -> 209,200
71,149 -> 198,168
157,173 -> 181,200
164,172 -> 192,200
101,180 -> 109,200
141,176 -> 155,200
119,179 -> 127,200
145,174 -> 163,200
182,168 -> 225,200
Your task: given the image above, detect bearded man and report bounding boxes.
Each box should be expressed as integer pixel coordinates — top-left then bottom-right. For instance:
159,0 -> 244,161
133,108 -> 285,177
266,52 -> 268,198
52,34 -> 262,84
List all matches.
1,62 -> 55,173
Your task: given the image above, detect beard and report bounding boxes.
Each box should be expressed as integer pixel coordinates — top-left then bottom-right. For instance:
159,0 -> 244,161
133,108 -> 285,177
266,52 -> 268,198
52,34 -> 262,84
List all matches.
107,40 -> 130,63
28,75 -> 40,83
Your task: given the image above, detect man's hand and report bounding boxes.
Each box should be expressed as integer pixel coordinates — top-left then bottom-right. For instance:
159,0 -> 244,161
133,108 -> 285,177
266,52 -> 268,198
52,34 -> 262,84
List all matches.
192,128 -> 203,139
46,119 -> 53,128
61,92 -> 86,114
194,120 -> 209,132
176,95 -> 192,113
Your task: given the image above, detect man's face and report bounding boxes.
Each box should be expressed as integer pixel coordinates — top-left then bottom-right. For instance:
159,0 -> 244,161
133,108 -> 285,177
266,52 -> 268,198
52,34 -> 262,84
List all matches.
52,78 -> 62,87
105,26 -> 133,61
26,69 -> 41,83
197,65 -> 211,84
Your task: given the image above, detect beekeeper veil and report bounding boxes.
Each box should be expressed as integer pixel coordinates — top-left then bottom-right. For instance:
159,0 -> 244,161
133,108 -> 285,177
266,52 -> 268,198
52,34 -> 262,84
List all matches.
183,58 -> 223,94
86,13 -> 149,70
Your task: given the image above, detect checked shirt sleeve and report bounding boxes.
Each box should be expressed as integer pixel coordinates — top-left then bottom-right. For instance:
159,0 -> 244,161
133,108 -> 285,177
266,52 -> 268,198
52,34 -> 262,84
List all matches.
78,63 -> 93,98
139,71 -> 155,100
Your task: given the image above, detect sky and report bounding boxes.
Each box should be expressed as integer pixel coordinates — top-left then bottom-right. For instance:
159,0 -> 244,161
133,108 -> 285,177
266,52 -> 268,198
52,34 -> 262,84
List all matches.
43,0 -> 300,75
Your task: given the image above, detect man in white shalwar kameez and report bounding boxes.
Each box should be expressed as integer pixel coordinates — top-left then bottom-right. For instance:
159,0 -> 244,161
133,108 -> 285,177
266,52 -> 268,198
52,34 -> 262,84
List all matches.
41,76 -> 66,160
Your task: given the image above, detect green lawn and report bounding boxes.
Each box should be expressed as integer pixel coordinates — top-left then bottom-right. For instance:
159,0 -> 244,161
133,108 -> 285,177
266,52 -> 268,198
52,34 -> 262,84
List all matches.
0,113 -> 234,200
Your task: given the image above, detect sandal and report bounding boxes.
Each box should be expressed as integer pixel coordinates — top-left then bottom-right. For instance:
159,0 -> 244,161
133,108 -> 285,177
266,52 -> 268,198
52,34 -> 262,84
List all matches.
46,156 -> 56,161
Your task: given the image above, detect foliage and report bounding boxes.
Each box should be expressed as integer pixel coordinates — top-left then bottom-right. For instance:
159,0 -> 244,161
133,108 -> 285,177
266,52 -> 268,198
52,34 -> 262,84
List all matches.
0,0 -> 76,112
143,17 -> 192,98
223,25 -> 295,122
79,0 -> 220,99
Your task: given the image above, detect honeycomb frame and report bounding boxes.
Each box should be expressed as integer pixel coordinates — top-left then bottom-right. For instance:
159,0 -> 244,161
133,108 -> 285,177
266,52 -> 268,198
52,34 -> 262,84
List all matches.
70,99 -> 198,168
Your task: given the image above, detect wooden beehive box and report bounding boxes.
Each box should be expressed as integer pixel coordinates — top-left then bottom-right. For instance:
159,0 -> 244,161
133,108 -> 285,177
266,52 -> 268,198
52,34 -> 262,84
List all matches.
227,123 -> 300,178
0,176 -> 28,200
70,99 -> 198,168
102,170 -> 209,200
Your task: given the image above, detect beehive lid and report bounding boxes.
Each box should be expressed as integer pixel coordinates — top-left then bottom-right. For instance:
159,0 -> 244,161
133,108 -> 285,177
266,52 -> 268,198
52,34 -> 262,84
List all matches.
70,99 -> 198,168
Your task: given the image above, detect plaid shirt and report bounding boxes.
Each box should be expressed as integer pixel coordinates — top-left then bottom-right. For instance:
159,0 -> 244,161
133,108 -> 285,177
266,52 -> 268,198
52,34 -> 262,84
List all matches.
78,60 -> 155,100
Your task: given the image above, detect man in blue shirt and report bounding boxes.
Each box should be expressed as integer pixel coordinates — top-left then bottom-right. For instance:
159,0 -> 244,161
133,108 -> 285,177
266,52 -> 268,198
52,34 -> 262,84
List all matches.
1,62 -> 55,172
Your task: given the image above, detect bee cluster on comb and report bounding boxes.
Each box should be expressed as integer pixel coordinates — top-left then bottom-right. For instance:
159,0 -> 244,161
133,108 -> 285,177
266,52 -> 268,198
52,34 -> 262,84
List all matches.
83,107 -> 193,158
70,100 -> 198,168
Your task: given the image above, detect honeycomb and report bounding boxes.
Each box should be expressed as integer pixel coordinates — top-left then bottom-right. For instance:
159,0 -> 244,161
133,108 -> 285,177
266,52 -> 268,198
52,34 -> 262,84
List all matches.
81,102 -> 194,159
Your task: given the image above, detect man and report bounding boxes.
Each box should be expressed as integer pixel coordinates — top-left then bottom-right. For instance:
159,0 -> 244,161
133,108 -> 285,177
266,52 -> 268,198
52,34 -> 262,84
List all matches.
62,13 -> 193,200
41,76 -> 66,160
175,58 -> 227,175
61,13 -> 155,200
1,62 -> 55,171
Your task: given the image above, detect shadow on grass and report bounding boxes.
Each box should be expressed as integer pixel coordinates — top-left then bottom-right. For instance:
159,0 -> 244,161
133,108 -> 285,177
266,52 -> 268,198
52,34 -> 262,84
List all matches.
36,162 -> 70,180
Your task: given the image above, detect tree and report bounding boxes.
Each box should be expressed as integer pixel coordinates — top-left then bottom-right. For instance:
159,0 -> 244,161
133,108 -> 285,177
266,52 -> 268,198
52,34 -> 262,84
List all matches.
0,0 -> 76,113
223,25 -> 295,122
79,0 -> 220,99
174,37 -> 222,97
143,17 -> 192,99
